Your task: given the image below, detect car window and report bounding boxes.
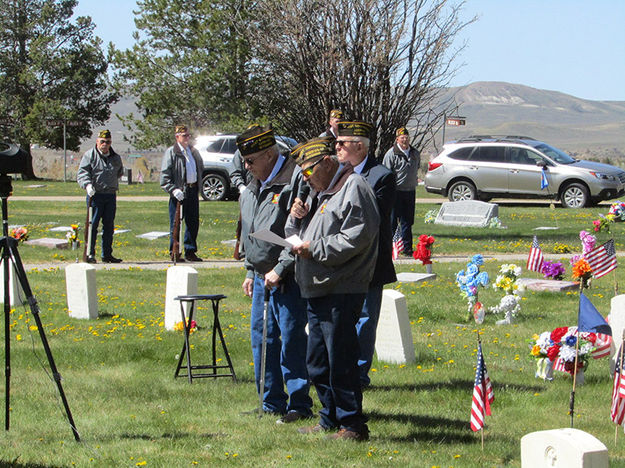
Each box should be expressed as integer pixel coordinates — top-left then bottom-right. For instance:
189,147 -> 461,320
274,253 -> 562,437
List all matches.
205,139 -> 225,153
447,147 -> 474,160
222,139 -> 237,154
532,143 -> 576,164
509,148 -> 545,165
471,146 -> 504,163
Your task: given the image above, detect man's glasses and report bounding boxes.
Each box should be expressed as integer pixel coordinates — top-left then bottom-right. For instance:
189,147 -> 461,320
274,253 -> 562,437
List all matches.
301,157 -> 324,177
243,150 -> 268,166
98,140 -> 112,144
179,133 -> 190,138
335,139 -> 359,147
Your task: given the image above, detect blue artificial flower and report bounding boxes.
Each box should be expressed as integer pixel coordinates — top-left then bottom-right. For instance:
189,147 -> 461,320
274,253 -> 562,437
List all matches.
477,271 -> 490,286
565,335 -> 577,347
472,254 -> 484,266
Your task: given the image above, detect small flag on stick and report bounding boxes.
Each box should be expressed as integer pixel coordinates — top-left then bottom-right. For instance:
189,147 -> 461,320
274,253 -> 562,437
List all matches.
611,341 -> 625,426
392,225 -> 405,260
585,239 -> 617,279
578,292 -> 612,335
527,236 -> 544,273
470,341 -> 494,432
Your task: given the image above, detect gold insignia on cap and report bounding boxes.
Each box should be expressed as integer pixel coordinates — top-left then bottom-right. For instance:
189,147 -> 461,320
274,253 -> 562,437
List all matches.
337,120 -> 373,138
175,125 -> 188,135
396,127 -> 409,137
236,125 -> 276,156
329,109 -> 343,119
291,137 -> 335,165
98,129 -> 111,139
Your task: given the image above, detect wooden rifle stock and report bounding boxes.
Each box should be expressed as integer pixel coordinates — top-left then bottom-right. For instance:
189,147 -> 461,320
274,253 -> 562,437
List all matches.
172,200 -> 182,264
82,196 -> 92,262
233,213 -> 242,260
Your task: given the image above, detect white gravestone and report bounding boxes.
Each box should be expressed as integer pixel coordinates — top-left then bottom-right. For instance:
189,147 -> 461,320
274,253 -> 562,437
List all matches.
164,266 -> 198,330
609,294 -> 625,374
374,290 -> 415,364
396,272 -> 436,283
435,200 -> 498,227
0,260 -> 24,306
66,263 -> 98,319
521,428 -> 608,468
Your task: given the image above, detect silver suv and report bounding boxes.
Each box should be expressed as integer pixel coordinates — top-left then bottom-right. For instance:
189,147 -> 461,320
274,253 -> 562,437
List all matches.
195,134 -> 296,201
424,136 -> 625,208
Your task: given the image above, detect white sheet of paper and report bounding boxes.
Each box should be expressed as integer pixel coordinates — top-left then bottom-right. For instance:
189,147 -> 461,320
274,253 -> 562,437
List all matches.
250,230 -> 303,248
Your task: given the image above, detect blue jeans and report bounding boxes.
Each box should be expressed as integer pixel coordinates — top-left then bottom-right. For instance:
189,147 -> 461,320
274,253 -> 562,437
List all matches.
168,185 -> 200,254
251,274 -> 311,415
391,190 -> 415,253
306,293 -> 368,432
88,193 -> 116,258
356,286 -> 383,387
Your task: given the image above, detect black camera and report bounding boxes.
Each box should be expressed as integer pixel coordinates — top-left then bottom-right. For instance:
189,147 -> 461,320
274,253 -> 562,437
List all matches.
0,142 -> 28,174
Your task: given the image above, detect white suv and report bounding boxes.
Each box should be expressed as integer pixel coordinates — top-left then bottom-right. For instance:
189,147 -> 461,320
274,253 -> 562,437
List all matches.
424,136 -> 625,208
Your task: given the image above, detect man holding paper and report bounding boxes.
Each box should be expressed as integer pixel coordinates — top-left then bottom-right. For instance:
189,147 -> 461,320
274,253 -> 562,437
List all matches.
236,125 -> 312,424
287,133 -> 380,441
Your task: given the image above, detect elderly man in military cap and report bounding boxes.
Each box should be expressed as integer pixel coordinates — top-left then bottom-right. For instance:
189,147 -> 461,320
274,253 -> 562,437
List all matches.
287,133 -> 379,441
160,125 -> 204,262
383,127 -> 420,256
237,125 -> 312,423
335,120 -> 397,388
318,109 -> 343,139
77,129 -> 124,263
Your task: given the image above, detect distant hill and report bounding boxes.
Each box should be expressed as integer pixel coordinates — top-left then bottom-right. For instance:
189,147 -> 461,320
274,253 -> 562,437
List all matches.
99,81 -> 625,159
434,81 -> 625,161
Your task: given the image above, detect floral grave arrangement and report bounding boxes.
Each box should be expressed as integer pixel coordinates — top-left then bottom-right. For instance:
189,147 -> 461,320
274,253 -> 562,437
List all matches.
541,260 -> 565,280
529,326 -> 599,381
489,264 -> 523,325
10,227 -> 28,243
608,201 -> 625,221
66,224 -> 79,246
456,254 -> 489,323
424,209 -> 438,224
413,235 -> 435,265
174,319 -> 198,333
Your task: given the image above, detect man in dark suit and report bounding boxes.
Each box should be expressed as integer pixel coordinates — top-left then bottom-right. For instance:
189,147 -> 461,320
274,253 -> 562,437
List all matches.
335,120 -> 397,387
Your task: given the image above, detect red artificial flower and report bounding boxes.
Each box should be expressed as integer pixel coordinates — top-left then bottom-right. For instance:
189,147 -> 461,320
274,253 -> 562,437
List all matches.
550,327 -> 569,344
547,345 -> 560,361
584,332 -> 597,344
413,234 -> 435,264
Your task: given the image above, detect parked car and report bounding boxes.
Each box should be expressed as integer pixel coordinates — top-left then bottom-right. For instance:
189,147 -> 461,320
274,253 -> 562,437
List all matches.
424,136 -> 625,208
194,134 -> 297,201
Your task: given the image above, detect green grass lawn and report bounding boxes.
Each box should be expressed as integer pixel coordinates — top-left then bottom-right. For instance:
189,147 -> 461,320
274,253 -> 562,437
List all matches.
1,263 -> 624,466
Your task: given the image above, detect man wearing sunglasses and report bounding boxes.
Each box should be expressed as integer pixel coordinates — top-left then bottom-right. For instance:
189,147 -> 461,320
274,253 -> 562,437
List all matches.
77,129 -> 124,263
160,125 -> 204,262
335,120 -> 397,389
236,125 -> 312,424
287,134 -> 379,441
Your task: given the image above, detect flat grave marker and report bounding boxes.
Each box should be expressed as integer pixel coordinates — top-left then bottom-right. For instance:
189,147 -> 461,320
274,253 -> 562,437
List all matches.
434,200 -> 498,227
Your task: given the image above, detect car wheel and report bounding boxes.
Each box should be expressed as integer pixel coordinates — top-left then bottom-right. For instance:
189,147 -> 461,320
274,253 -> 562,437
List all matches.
448,180 -> 477,202
561,183 -> 589,208
201,173 -> 228,201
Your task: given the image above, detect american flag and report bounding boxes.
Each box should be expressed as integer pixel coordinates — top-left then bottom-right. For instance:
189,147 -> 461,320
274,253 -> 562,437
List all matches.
470,342 -> 494,432
526,236 -> 544,272
585,239 -> 617,279
611,341 -> 625,425
392,225 -> 404,260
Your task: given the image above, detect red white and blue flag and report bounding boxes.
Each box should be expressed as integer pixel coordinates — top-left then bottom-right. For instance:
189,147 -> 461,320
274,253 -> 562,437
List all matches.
470,342 -> 494,431
527,236 -> 544,273
585,239 -> 617,279
392,225 -> 405,260
611,341 -> 625,425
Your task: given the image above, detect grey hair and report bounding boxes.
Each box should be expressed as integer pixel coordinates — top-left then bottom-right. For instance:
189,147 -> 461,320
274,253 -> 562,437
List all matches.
354,136 -> 370,150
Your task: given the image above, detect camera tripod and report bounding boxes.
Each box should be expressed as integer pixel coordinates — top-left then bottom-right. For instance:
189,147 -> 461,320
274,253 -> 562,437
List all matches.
1,174 -> 79,441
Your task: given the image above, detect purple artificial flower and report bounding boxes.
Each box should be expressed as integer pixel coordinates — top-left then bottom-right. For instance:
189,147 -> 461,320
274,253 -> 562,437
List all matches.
542,260 -> 565,280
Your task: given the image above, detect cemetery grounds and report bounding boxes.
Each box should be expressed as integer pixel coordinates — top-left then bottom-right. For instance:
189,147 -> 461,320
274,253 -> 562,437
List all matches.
1,180 -> 625,467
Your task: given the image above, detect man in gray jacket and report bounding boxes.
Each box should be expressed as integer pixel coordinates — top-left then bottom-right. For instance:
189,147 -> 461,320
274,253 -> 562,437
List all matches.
288,134 -> 379,441
160,125 -> 204,262
237,125 -> 312,423
77,129 -> 124,263
383,127 -> 420,256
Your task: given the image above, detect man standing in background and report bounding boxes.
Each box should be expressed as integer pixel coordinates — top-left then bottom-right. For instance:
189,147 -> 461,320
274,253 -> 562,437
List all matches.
77,129 -> 124,264
319,109 -> 343,138
334,120 -> 397,388
383,127 -> 420,256
160,125 -> 204,262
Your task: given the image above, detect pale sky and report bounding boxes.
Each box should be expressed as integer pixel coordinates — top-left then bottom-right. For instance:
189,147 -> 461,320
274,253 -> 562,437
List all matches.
74,0 -> 625,101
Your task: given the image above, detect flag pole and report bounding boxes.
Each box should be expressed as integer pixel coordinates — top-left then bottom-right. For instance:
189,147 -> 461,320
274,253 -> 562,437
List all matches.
570,282 -> 585,427
611,236 -> 619,295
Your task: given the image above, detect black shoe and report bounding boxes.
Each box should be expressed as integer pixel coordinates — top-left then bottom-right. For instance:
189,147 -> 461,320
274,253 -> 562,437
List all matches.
185,252 -> 203,262
276,411 -> 313,424
85,255 -> 96,264
102,255 -> 122,263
